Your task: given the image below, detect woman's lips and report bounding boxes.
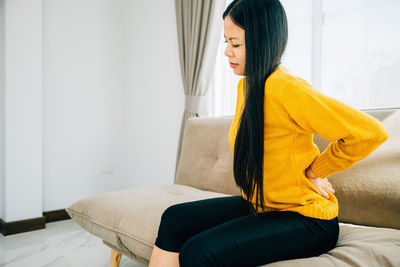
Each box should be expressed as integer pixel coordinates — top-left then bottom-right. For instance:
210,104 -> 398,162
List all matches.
230,62 -> 238,68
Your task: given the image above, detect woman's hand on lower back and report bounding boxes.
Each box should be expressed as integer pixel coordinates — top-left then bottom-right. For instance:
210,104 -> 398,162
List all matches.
305,166 -> 335,199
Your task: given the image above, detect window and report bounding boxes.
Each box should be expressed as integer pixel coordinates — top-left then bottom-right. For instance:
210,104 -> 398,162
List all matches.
321,0 -> 400,109
208,0 -> 399,117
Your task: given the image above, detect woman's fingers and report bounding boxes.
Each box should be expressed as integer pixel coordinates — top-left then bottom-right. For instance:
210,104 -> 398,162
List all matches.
325,178 -> 333,187
324,184 -> 335,193
329,186 -> 335,193
322,179 -> 335,193
308,177 -> 335,199
319,184 -> 335,199
318,186 -> 330,199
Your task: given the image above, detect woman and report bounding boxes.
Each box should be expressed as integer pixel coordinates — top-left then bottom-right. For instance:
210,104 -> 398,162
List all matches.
149,0 -> 389,266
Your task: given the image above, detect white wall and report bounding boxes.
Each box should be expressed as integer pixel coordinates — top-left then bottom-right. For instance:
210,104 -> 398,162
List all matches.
42,0 -> 128,212
1,0 -> 43,222
0,0 -> 183,222
0,0 -> 5,220
123,0 -> 183,189
0,0 -> 6,218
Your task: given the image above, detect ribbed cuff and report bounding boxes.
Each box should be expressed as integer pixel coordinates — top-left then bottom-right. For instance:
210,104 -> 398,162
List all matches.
310,153 -> 334,179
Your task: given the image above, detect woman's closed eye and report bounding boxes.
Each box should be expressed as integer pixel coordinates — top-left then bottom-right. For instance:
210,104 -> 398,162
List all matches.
224,40 -> 240,48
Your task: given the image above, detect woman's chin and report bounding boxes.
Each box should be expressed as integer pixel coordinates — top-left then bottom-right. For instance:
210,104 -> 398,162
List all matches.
232,68 -> 243,76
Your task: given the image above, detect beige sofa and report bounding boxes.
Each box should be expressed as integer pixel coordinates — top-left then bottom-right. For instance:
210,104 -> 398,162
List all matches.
66,108 -> 400,267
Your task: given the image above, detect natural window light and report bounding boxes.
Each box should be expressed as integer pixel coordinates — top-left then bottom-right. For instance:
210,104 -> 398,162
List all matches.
207,0 -> 400,117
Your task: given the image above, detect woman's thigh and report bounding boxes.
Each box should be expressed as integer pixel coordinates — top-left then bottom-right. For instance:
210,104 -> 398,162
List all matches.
154,195 -> 251,252
179,211 -> 339,267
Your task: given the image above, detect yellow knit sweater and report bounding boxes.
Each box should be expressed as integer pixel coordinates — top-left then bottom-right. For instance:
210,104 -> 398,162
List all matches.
228,65 -> 389,220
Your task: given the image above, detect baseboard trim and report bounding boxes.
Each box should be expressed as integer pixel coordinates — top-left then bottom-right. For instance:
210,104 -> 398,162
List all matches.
0,209 -> 71,236
43,209 -> 71,223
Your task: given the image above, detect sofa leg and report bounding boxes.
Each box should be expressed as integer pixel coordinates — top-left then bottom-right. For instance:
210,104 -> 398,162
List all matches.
110,248 -> 122,267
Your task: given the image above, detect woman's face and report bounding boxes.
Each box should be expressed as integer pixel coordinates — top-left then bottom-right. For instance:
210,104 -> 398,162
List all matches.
223,15 -> 246,76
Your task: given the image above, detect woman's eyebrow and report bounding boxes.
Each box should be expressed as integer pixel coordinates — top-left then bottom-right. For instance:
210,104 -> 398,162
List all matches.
224,34 -> 239,40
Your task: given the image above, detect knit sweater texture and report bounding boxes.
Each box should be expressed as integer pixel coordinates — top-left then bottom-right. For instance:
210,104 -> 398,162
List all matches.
228,65 -> 389,220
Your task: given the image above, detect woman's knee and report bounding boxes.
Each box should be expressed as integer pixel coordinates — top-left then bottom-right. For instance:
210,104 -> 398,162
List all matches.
154,204 -> 189,252
158,204 -> 188,235
161,204 -> 185,222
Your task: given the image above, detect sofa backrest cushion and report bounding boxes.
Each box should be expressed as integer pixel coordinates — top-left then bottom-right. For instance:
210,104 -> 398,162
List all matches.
175,116 -> 241,196
175,109 -> 400,229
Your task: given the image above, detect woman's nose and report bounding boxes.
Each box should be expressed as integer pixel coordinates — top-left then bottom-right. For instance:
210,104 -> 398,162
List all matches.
224,45 -> 233,58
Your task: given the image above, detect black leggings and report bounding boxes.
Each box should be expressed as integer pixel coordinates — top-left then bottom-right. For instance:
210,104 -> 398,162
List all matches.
154,195 -> 339,267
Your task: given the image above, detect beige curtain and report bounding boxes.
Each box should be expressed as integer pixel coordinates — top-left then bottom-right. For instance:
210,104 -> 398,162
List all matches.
174,0 -> 226,182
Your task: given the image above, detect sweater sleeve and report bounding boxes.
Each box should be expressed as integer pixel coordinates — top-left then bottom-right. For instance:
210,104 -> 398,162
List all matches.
282,78 -> 389,178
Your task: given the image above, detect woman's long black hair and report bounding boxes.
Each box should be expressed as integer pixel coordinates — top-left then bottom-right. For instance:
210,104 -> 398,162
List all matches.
223,0 -> 288,216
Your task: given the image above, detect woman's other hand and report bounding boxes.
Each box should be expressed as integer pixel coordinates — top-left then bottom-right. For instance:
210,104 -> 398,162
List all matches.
305,166 -> 335,199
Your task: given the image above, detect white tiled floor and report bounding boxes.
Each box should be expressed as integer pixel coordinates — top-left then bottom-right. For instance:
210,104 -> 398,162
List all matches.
0,219 -> 145,267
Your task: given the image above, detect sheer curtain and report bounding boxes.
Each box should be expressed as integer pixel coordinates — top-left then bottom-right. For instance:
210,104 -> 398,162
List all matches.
205,0 -> 242,118
174,0 -> 226,181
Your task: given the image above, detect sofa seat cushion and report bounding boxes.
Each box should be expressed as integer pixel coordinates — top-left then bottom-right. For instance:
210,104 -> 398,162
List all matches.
266,223 -> 400,266
66,184 -> 230,260
67,184 -> 400,266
